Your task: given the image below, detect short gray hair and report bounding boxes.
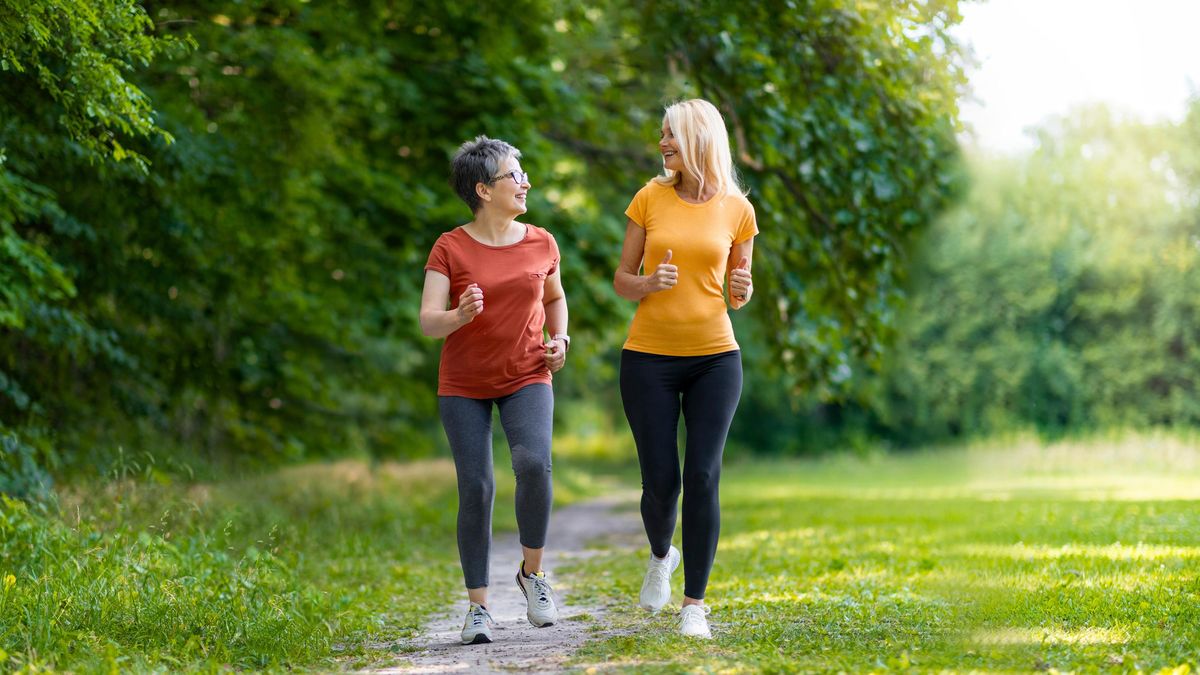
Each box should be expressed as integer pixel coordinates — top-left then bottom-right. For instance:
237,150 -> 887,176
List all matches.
450,136 -> 521,212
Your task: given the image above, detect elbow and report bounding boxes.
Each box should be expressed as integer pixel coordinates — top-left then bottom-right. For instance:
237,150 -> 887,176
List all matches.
613,273 -> 636,302
418,314 -> 436,338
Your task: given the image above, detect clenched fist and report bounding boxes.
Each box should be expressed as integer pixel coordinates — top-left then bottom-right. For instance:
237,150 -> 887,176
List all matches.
645,249 -> 678,294
457,283 -> 484,323
730,256 -> 752,300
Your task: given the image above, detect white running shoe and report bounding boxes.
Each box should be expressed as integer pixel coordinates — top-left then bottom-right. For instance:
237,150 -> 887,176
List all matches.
516,565 -> 559,627
679,603 -> 712,638
460,603 -> 494,645
638,545 -> 680,612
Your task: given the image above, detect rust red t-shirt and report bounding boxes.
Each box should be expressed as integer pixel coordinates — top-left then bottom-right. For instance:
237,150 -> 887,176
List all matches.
424,224 -> 560,398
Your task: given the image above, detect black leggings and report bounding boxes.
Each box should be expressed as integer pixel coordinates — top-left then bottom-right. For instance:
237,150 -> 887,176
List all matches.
619,349 -> 743,600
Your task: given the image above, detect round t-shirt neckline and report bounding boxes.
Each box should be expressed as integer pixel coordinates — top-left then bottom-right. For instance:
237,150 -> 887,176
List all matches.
458,223 -> 530,249
668,182 -> 719,208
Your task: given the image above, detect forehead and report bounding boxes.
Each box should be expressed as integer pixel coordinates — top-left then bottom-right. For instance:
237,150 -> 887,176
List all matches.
496,154 -> 521,171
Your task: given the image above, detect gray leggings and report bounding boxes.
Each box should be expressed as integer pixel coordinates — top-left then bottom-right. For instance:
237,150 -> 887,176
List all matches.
439,383 -> 554,590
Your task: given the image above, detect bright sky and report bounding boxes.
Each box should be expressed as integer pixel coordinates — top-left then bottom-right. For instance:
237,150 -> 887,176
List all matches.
952,0 -> 1200,152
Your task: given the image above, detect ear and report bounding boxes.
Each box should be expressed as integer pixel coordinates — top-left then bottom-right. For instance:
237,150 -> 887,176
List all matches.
475,181 -> 491,204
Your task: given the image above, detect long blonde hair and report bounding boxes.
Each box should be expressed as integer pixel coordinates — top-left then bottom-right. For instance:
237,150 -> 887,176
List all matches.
652,98 -> 746,198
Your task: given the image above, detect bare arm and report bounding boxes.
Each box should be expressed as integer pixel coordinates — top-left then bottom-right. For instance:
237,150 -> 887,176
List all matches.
542,269 -> 568,338
613,218 -> 677,301
418,270 -> 483,338
542,269 -> 568,372
727,237 -> 754,310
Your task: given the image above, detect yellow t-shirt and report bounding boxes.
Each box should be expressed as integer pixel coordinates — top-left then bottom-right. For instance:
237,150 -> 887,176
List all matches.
623,180 -> 759,356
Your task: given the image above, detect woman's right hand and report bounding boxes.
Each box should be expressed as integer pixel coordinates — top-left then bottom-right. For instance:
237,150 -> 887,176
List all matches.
644,250 -> 677,294
457,283 -> 484,323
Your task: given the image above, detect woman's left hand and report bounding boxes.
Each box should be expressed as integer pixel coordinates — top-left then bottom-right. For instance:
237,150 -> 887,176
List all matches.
730,256 -> 752,301
544,338 -> 567,373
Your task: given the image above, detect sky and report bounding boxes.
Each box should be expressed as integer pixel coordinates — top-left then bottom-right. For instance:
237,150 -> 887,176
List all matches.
951,0 -> 1200,152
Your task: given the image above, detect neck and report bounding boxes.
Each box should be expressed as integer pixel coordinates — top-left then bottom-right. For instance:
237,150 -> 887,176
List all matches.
676,172 -> 715,201
467,210 -> 521,244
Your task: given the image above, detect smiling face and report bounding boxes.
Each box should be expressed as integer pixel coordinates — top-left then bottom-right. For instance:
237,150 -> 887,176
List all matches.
481,154 -> 530,216
659,122 -> 683,173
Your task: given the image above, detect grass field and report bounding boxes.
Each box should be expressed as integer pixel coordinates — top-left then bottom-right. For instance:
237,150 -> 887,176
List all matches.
0,458 -> 473,672
566,432 -> 1200,672
2,432 -> 1198,672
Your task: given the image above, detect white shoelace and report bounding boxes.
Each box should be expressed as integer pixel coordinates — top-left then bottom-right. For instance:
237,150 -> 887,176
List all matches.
647,554 -> 674,583
647,565 -> 671,584
681,605 -> 711,628
530,574 -> 553,607
469,605 -> 493,627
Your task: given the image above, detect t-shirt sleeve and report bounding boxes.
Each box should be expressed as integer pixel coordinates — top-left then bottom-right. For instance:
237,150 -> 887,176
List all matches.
624,185 -> 649,228
424,234 -> 452,277
546,231 -> 561,275
734,200 -> 759,244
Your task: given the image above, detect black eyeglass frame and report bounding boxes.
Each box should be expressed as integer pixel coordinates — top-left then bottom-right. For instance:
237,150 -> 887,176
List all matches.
488,169 -> 529,185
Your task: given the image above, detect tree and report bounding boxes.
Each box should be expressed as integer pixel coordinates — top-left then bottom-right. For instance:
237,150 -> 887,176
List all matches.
1,0 -> 968,488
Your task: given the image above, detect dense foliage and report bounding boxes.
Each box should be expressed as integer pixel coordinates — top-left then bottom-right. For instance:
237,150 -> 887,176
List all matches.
1,0 -> 966,491
865,104 -> 1200,443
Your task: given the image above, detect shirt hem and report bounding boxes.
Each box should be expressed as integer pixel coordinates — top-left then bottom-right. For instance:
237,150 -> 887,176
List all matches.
436,375 -> 552,399
620,341 -> 741,357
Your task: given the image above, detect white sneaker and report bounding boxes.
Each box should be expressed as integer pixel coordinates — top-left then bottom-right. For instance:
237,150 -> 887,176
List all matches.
638,545 -> 680,612
460,603 -> 494,645
679,603 -> 712,638
516,565 -> 559,627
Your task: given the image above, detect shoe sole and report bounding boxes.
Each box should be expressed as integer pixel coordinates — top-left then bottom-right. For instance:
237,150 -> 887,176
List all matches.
516,572 -> 558,627
461,632 -> 492,645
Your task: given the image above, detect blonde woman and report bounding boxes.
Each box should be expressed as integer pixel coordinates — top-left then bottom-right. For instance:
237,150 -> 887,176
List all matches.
613,99 -> 757,638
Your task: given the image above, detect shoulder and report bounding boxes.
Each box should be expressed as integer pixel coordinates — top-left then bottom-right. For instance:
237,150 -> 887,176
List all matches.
719,191 -> 755,218
525,223 -> 556,242
723,191 -> 753,210
434,226 -> 468,245
524,223 -> 559,248
636,180 -> 669,198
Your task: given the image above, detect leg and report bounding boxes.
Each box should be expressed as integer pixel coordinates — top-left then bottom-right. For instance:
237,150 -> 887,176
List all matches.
499,383 -> 561,627
439,395 -> 497,604
497,383 -> 554,567
620,350 -> 684,558
679,351 -> 743,602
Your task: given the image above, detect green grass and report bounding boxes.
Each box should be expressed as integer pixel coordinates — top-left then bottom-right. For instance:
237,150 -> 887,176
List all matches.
0,459 -> 465,672
566,432 -> 1200,672
4,430 -> 1199,672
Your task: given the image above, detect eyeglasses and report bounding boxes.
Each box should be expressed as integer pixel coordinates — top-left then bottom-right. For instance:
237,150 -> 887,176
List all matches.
489,169 -> 529,185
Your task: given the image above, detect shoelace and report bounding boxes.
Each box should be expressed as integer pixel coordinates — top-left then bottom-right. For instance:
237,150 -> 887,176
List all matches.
530,574 -> 553,606
469,606 -> 493,627
647,558 -> 672,584
681,605 -> 711,628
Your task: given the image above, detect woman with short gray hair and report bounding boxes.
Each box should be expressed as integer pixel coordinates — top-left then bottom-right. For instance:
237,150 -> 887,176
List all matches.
419,135 -> 569,645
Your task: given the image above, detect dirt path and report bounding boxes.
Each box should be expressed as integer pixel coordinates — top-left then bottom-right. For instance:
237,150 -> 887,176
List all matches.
373,491 -> 644,674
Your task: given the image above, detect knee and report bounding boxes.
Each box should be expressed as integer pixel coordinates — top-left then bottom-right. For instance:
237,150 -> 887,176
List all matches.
510,443 -> 552,482
643,474 -> 681,505
459,475 -> 495,507
683,469 -> 719,494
